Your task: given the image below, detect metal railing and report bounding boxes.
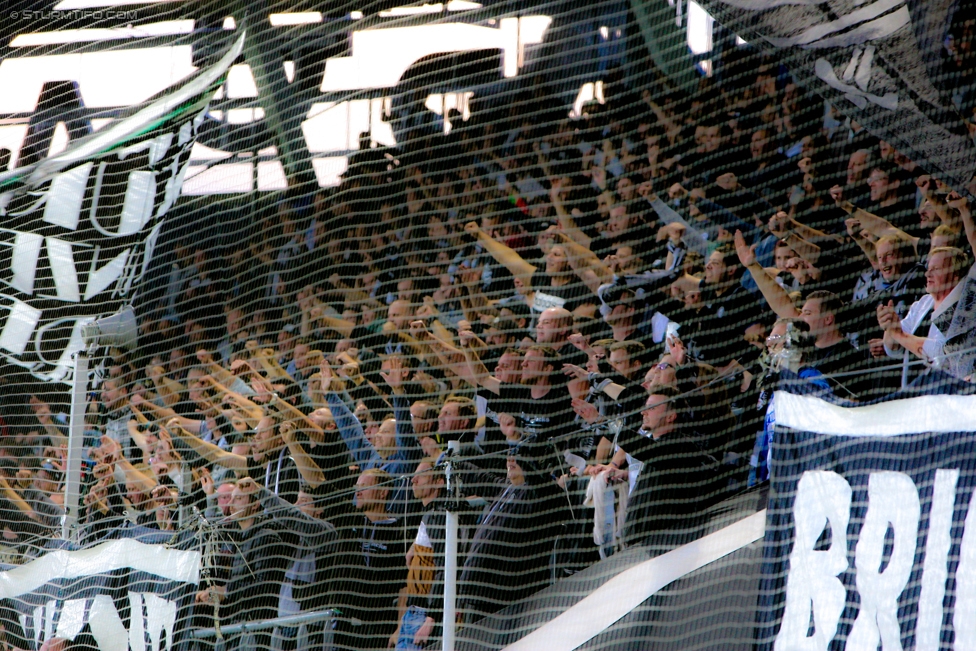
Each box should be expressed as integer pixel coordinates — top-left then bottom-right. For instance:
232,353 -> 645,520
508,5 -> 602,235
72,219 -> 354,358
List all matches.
191,609 -> 362,651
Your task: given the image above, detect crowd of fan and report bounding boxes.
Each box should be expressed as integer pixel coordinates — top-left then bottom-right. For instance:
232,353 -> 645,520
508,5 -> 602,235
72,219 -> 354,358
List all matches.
3,42 -> 976,651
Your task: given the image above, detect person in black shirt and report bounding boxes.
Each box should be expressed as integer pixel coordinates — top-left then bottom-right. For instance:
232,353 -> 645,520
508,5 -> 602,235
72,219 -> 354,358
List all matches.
529,251 -> 592,315
460,337 -> 576,474
670,245 -> 761,370
458,454 -> 560,622
393,458 -> 447,650
865,163 -> 916,231
735,237 -> 874,397
796,291 -> 871,399
248,418 -> 302,504
257,485 -> 338,639
589,202 -> 654,261
506,345 -> 573,425
843,148 -> 875,209
598,284 -> 657,353
347,468 -> 408,650
303,407 -> 357,522
606,340 -> 648,383
196,477 -> 289,650
474,349 -> 527,472
612,387 -> 711,547
532,306 -> 588,370
680,121 -> 749,191
566,343 -> 648,467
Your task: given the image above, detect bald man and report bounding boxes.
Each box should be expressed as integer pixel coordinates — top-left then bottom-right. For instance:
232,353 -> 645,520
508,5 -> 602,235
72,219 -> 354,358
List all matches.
535,307 -> 587,368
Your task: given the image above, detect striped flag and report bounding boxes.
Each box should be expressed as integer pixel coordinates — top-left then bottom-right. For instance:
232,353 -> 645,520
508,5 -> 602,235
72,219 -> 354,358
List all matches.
696,0 -> 976,192
0,32 -> 244,383
1,531 -> 201,651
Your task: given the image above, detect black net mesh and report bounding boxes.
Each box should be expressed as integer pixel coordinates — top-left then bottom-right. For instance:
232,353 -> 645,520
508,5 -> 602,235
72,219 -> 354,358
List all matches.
0,1 -> 975,650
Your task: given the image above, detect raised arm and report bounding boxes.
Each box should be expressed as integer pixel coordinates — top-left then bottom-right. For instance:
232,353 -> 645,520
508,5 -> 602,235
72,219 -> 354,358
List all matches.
253,348 -> 291,381
165,419 -> 248,472
129,401 -> 151,427
269,394 -> 325,444
320,362 -> 377,466
456,266 -> 492,324
378,356 -> 423,465
428,319 -> 461,351
201,373 -> 263,428
147,365 -> 185,409
259,486 -> 337,538
547,176 -> 591,249
116,454 -> 158,495
791,219 -> 842,246
556,232 -> 612,295
644,192 -> 709,257
845,217 -> 879,267
127,420 -> 152,463
130,394 -> 205,435
767,211 -> 822,266
464,221 -> 537,285
381,357 -> 418,447
831,186 -> 919,250
413,322 -> 479,387
29,396 -> 69,448
458,330 -> 501,395
324,391 -> 378,466
195,349 -> 238,389
734,230 -> 800,319
949,193 -> 976,256
99,435 -> 157,494
278,421 -> 325,489
783,232 -> 821,267
0,476 -> 39,522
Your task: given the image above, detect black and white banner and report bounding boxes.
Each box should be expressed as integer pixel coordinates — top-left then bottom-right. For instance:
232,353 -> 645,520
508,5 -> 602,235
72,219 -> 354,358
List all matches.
696,0 -> 976,193
1,528 -> 200,651
0,32 -> 243,384
758,376 -> 976,650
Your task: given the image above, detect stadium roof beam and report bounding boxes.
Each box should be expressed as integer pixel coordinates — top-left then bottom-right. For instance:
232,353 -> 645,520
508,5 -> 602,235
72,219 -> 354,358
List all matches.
4,36 -> 197,57
232,1 -> 315,189
629,0 -> 698,92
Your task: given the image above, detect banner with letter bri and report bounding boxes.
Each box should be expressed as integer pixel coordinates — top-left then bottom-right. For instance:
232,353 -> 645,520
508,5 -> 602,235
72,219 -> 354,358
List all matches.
756,371 -> 976,651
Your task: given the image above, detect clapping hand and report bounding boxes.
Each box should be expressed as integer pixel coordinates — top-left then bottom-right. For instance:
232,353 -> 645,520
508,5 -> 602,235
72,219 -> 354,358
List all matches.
877,300 -> 900,331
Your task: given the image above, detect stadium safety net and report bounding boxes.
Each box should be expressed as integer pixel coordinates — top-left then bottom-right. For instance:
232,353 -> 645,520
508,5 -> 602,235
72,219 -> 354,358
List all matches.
0,1 -> 975,650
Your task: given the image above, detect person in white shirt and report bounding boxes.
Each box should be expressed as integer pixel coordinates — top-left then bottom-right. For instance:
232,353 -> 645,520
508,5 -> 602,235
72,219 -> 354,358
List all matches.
878,246 -> 969,380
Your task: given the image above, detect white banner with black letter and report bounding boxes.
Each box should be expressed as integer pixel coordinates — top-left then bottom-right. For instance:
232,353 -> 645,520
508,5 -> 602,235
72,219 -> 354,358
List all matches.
0,530 -> 200,651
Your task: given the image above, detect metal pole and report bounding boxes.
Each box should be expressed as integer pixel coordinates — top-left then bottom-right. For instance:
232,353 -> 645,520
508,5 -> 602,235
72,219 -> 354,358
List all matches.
62,350 -> 89,539
179,460 -> 190,529
443,509 -> 459,651
442,440 -> 460,651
